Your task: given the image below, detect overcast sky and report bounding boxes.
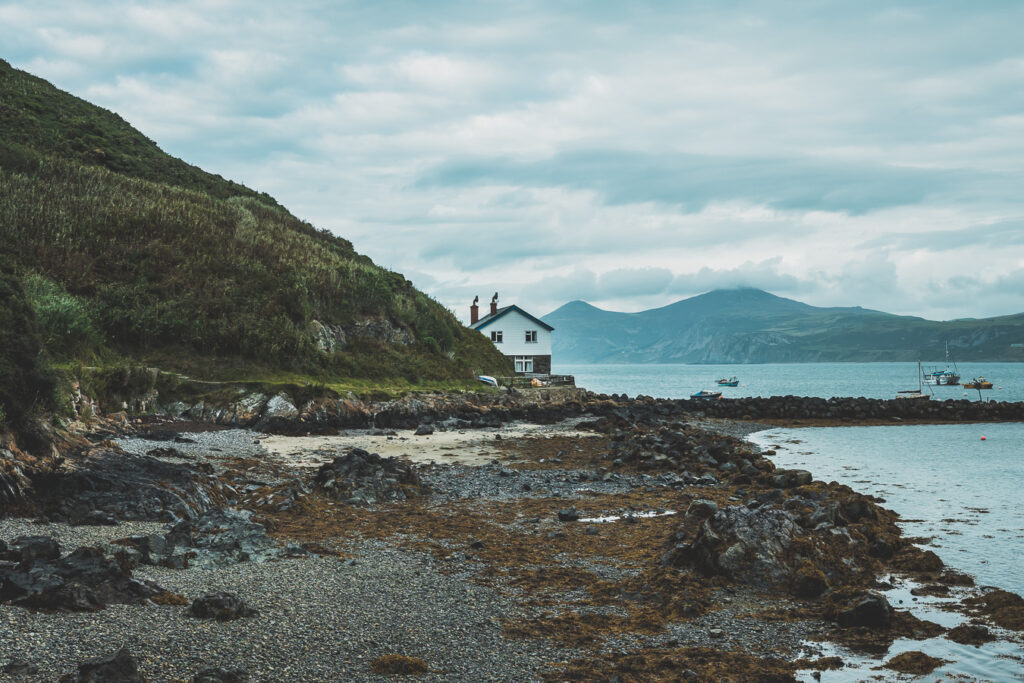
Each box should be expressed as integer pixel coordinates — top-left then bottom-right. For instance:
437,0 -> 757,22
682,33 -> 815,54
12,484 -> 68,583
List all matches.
4,1 -> 1024,322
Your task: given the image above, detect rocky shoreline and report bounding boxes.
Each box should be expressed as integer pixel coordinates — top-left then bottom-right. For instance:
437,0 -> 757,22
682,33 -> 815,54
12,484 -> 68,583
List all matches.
1,390 -> 1022,680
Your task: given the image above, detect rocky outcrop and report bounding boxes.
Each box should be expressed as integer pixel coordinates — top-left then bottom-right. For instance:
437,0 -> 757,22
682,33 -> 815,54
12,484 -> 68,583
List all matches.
311,318 -> 414,353
0,537 -> 173,611
29,449 -> 228,523
314,448 -> 428,505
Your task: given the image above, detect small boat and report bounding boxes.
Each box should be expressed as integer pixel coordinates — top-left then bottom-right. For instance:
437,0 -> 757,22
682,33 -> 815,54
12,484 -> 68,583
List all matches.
691,390 -> 722,400
924,343 -> 960,385
716,376 -> 739,387
896,361 -> 930,400
477,375 -> 498,387
963,377 -> 993,390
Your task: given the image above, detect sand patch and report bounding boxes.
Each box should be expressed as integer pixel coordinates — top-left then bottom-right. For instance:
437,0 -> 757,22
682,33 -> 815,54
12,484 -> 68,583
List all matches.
259,419 -> 597,468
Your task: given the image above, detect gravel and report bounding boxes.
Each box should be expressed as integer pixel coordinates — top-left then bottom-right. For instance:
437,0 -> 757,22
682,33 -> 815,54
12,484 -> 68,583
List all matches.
0,539 -> 574,681
116,429 -> 267,462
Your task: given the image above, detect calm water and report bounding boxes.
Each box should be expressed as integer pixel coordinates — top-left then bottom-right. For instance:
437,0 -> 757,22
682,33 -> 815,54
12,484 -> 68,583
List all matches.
553,361 -> 1024,402
751,424 -> 1024,681
551,363 -> 1024,679
750,423 -> 1024,595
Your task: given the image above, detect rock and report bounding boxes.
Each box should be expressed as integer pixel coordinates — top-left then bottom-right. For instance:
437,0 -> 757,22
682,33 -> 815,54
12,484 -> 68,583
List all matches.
71,511 -> 119,526
414,424 -> 434,436
708,628 -> 724,638
791,563 -> 829,598
946,623 -> 994,646
163,508 -> 282,568
61,647 -> 144,682
686,499 -> 718,518
314,448 -> 428,505
0,539 -> 169,611
190,592 -> 259,621
687,506 -> 801,588
263,394 -> 299,421
191,668 -> 249,683
836,591 -> 892,628
772,469 -> 813,488
3,658 -> 39,675
868,537 -> 896,559
882,651 -> 947,675
557,507 -> 581,522
8,535 -> 61,563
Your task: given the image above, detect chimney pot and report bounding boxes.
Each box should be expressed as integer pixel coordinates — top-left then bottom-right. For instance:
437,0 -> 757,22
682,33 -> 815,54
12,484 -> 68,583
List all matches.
470,295 -> 479,325
490,292 -> 498,316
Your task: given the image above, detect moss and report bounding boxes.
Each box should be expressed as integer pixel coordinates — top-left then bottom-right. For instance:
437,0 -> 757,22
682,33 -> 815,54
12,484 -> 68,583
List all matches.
881,651 -> 947,675
369,654 -> 428,675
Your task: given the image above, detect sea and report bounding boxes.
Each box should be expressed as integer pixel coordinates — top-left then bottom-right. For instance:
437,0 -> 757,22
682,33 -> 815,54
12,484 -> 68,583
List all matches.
553,362 -> 1024,681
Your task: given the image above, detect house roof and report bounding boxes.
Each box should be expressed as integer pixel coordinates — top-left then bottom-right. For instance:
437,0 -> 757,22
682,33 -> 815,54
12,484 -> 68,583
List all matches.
471,304 -> 554,332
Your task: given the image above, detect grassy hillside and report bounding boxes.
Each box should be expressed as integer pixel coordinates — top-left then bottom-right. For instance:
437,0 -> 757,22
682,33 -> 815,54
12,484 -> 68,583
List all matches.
544,289 -> 1024,363
0,58 -> 508,421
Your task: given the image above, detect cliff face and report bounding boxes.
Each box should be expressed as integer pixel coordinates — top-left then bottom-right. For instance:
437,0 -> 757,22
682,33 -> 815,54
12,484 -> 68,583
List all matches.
543,289 -> 1024,363
0,59 -> 509,385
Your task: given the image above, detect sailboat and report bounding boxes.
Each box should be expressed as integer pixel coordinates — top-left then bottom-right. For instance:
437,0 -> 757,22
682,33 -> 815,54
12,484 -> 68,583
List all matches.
924,343 -> 960,386
896,361 -> 930,400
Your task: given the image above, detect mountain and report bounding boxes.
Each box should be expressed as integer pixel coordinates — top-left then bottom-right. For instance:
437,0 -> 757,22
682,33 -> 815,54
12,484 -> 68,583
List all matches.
543,288 -> 1024,363
0,58 -> 508,414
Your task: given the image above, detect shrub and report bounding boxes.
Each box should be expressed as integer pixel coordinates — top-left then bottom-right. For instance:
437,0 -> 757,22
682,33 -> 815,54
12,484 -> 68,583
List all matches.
22,274 -> 103,357
0,267 -> 55,425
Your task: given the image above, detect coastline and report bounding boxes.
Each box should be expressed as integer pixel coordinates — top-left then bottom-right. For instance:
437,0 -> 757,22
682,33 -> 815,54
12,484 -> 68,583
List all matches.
1,392 -> 1022,680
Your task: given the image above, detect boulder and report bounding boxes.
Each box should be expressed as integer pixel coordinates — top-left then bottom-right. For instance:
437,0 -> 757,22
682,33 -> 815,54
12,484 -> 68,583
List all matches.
190,592 -> 258,621
836,591 -> 892,628
685,499 -> 718,519
60,647 -> 144,682
688,506 -> 801,588
314,448 -> 428,505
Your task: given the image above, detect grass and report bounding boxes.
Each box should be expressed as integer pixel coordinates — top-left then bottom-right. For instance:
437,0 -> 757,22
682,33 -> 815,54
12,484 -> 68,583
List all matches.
0,58 -> 510,401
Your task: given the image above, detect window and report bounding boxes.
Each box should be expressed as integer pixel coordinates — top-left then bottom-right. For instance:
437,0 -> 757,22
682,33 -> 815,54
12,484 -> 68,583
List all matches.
514,356 -> 534,373
525,330 -> 537,343
491,331 -> 503,343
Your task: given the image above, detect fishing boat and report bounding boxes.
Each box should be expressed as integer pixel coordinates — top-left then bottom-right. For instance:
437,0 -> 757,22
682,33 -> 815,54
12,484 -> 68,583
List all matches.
924,343 -> 960,385
963,377 -> 993,390
896,361 -> 930,400
691,390 -> 722,400
716,376 -> 739,387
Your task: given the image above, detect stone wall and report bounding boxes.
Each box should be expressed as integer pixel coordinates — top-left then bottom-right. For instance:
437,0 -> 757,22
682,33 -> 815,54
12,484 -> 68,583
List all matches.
502,354 -> 551,374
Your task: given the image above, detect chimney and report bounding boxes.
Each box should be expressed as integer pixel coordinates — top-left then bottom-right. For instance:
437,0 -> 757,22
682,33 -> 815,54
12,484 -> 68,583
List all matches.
490,292 -> 499,316
470,295 -> 479,325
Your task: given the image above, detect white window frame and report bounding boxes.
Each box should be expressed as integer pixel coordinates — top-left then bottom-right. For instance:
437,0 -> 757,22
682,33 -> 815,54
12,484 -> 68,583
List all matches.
514,356 -> 534,373
491,330 -> 503,343
525,330 -> 537,343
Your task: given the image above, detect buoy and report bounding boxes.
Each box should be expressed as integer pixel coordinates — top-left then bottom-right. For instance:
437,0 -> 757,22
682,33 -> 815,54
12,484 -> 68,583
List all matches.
981,436 -> 987,441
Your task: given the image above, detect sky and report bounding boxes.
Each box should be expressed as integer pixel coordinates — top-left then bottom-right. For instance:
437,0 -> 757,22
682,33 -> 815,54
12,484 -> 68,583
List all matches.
3,1 -> 1024,322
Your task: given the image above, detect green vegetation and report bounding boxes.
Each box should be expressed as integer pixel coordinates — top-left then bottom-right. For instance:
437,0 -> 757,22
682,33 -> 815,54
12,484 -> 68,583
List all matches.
0,263 -> 56,427
0,58 -> 509,408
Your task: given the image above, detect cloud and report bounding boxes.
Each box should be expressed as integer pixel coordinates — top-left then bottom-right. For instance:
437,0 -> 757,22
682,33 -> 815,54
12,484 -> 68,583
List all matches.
3,1 -> 1024,322
417,150 -> 989,214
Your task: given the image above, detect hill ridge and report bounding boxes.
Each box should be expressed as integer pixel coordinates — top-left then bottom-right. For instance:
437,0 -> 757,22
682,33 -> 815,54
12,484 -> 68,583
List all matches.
542,288 -> 1024,363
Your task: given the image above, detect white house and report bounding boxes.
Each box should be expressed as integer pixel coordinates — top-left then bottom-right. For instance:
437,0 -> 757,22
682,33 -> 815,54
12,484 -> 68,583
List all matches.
469,293 -> 554,374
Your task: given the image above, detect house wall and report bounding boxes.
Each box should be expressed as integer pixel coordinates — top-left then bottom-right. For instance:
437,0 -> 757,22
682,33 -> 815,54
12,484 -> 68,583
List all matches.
502,355 -> 550,374
479,311 -> 551,356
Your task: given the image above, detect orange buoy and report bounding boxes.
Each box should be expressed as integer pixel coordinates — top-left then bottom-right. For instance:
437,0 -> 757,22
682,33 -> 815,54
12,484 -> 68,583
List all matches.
981,436 -> 987,441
